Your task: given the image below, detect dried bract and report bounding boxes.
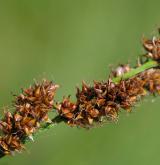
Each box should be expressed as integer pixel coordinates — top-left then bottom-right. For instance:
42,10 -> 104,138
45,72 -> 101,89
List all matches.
143,37 -> 160,60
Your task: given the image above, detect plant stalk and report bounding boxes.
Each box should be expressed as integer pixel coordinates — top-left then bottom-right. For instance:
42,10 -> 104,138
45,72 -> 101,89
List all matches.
112,60 -> 158,83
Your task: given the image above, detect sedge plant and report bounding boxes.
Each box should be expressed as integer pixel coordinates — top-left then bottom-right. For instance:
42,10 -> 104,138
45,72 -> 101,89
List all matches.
0,31 -> 160,157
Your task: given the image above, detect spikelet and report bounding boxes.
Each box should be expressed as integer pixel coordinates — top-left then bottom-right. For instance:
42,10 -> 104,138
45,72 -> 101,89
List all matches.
55,76 -> 145,127
112,64 -> 131,77
143,36 -> 160,61
141,69 -> 160,94
0,80 -> 59,156
55,68 -> 160,128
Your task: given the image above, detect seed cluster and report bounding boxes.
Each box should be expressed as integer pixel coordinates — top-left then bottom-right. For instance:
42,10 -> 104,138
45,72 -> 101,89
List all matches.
143,36 -> 160,60
141,69 -> 160,94
0,80 -> 58,156
55,69 -> 160,128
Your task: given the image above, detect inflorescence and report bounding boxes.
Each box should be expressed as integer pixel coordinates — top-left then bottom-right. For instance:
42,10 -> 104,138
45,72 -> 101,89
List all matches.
0,32 -> 160,157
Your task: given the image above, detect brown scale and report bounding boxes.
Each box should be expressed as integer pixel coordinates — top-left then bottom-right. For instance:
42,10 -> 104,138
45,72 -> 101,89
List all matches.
140,69 -> 160,94
0,112 -> 13,135
143,37 -> 160,60
0,111 -> 38,137
117,77 -> 146,110
0,135 -> 24,155
15,80 -> 59,122
55,97 -> 77,120
14,114 -> 39,136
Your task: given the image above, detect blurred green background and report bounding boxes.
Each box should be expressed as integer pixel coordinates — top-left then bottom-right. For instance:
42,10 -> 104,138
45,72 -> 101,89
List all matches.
0,0 -> 160,165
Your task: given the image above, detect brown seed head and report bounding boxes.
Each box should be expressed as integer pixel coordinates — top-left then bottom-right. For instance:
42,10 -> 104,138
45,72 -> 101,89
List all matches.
143,37 -> 160,60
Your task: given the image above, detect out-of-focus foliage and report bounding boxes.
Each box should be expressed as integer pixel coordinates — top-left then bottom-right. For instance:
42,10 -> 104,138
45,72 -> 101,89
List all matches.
0,0 -> 160,165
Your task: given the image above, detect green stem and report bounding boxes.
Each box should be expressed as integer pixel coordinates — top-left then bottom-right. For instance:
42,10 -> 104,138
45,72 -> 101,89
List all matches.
112,60 -> 158,83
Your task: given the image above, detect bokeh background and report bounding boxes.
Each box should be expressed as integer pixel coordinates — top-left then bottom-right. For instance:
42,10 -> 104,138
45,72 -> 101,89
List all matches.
0,0 -> 160,165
